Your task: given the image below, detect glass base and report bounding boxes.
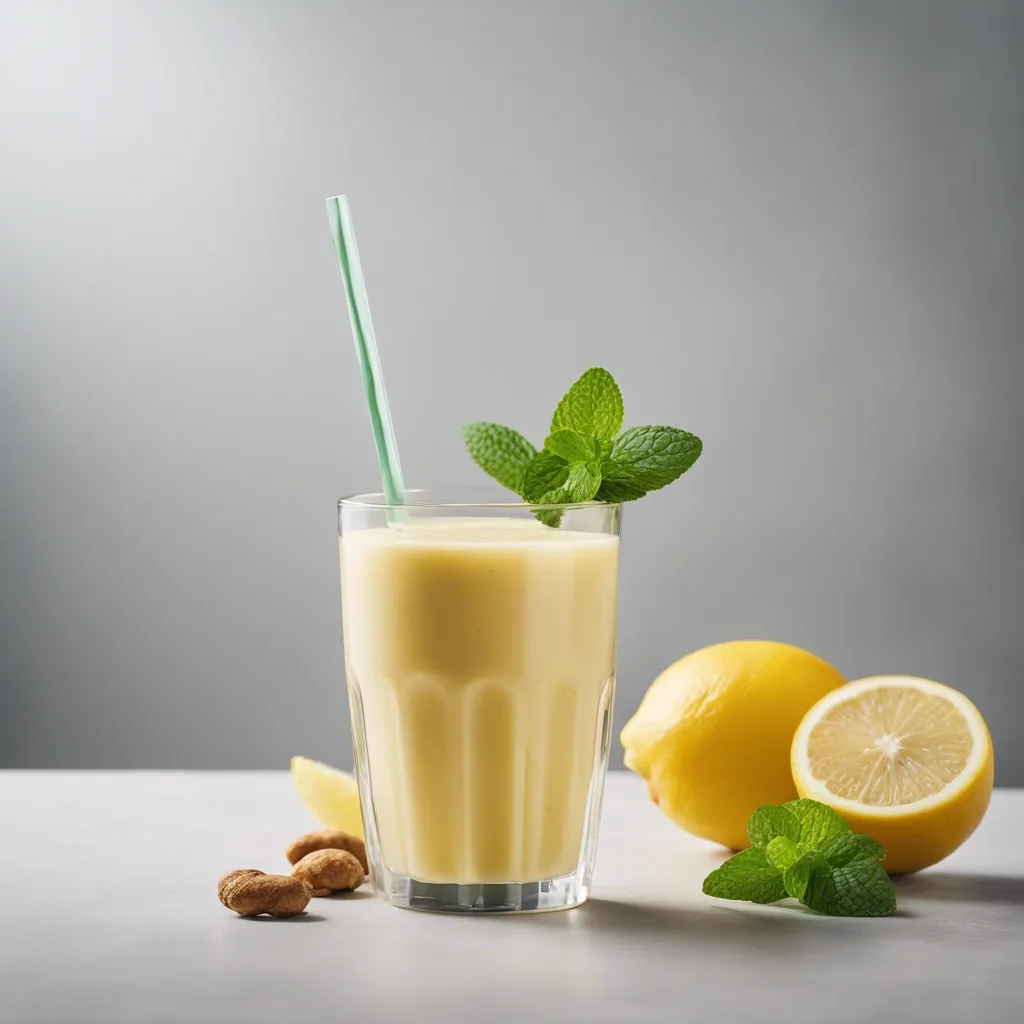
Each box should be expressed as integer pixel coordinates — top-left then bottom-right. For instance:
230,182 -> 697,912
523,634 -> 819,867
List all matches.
378,870 -> 588,914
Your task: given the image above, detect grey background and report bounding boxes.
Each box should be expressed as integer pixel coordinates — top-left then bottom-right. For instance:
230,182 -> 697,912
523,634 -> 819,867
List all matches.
1,1 -> 1021,778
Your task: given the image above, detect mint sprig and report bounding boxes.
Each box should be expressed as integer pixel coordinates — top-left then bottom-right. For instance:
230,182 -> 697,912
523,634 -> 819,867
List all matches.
463,367 -> 702,524
702,799 -> 897,917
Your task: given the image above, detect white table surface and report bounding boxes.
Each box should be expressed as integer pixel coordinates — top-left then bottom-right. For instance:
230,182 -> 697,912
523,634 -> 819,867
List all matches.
0,772 -> 1020,1023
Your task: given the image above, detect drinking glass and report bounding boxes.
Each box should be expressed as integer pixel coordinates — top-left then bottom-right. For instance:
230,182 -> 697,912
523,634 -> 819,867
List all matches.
339,487 -> 621,913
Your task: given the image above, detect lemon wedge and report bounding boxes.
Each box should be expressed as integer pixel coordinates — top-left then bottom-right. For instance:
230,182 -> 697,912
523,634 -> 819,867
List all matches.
792,676 -> 993,873
290,756 -> 364,838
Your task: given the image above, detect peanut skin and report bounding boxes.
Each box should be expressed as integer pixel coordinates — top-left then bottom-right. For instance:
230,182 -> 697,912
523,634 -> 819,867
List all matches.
291,849 -> 364,896
218,868 -> 312,917
285,829 -> 368,874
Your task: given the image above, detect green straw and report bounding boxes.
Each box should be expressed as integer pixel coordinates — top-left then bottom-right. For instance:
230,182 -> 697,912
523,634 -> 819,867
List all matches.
326,195 -> 406,508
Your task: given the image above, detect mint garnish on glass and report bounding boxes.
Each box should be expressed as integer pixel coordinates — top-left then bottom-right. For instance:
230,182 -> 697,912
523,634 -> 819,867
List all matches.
702,799 -> 897,917
464,368 -> 702,523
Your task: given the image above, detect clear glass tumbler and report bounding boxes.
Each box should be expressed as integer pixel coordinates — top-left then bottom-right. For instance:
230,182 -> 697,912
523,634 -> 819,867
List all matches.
339,487 -> 621,913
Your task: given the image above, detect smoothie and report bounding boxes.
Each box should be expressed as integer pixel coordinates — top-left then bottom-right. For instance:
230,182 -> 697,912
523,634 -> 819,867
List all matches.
341,518 -> 619,884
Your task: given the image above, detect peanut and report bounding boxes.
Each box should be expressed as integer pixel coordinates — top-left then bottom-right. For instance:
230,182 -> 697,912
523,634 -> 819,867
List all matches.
291,849 -> 364,896
285,829 -> 368,874
217,868 -> 312,917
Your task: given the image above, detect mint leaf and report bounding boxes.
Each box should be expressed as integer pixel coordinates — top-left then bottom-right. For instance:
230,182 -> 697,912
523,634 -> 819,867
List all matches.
782,850 -> 829,903
800,859 -> 897,917
596,426 -> 702,501
784,799 -> 851,847
596,460 -> 651,502
532,486 -> 571,528
566,461 -> 602,502
782,854 -> 814,903
463,422 -> 537,494
546,429 -> 602,464
765,835 -> 803,872
747,805 -> 801,849
818,832 -> 885,868
550,367 -> 624,440
702,848 -> 787,905
522,451 -> 569,502
779,832 -> 896,917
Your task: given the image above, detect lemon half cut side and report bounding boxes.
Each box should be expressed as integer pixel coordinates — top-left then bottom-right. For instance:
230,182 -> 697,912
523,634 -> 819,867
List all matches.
792,676 -> 994,874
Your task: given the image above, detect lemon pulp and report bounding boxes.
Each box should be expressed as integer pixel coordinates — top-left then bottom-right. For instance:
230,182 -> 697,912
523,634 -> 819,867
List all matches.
805,685 -> 974,805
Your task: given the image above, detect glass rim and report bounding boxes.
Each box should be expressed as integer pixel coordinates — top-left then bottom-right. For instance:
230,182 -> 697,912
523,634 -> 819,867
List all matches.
339,486 -> 620,512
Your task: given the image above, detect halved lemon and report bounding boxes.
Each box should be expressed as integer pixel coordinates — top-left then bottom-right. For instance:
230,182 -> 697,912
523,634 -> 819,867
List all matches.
792,676 -> 993,874
290,756 -> 364,838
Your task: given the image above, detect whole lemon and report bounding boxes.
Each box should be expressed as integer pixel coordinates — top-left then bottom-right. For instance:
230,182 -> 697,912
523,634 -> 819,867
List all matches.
621,640 -> 845,850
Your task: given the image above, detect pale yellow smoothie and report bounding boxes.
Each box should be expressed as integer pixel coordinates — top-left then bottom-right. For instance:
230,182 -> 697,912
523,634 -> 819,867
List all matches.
341,518 -> 618,884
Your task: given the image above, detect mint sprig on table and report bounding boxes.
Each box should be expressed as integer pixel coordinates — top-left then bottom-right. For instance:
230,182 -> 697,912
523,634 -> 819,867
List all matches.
702,799 -> 897,917
464,368 -> 702,524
